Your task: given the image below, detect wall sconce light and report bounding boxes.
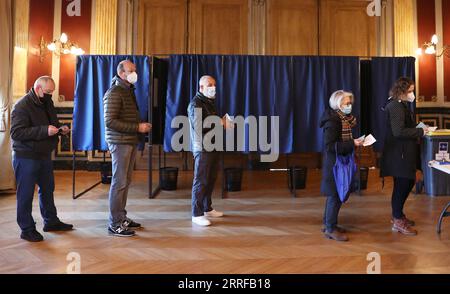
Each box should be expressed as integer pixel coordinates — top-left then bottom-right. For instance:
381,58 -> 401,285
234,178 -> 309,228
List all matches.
416,34 -> 449,58
38,33 -> 85,62
47,33 -> 85,57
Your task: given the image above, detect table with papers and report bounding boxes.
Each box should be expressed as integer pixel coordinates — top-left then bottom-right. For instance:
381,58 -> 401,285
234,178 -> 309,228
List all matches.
429,161 -> 450,233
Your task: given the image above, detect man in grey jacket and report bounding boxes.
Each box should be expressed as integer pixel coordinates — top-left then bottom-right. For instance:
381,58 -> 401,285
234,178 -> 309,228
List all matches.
103,60 -> 151,237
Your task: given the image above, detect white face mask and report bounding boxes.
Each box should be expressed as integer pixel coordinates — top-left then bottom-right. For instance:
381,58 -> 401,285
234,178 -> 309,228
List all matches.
406,92 -> 415,103
126,72 -> 138,84
204,86 -> 216,99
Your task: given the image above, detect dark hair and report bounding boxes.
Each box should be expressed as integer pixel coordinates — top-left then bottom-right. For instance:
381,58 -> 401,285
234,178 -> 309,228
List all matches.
389,77 -> 415,98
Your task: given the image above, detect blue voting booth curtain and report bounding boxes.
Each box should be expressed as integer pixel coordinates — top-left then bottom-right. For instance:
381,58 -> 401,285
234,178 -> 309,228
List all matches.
369,57 -> 416,151
163,55 -> 360,153
292,56 -> 360,152
72,55 -> 150,151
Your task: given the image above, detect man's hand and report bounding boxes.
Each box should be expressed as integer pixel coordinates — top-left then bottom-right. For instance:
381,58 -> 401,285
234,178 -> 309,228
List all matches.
60,125 -> 70,136
222,115 -> 234,130
138,122 -> 152,133
48,125 -> 59,136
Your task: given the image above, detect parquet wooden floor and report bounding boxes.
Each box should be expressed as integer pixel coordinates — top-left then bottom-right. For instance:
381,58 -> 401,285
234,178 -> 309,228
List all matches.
0,169 -> 449,274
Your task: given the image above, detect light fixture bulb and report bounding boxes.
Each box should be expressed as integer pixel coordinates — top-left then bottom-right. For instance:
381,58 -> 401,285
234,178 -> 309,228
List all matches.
431,34 -> 439,45
416,48 -> 423,56
47,43 -> 56,51
60,33 -> 68,44
425,46 -> 436,55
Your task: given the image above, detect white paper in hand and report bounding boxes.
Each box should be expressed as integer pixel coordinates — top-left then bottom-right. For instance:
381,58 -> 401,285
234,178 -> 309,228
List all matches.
363,134 -> 377,147
224,113 -> 235,129
416,122 -> 427,129
357,135 -> 366,141
428,126 -> 438,132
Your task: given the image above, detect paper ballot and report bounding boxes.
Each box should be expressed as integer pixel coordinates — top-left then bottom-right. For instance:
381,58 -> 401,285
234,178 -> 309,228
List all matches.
224,113 -> 235,129
362,134 -> 377,147
416,122 -> 427,129
357,134 -> 376,147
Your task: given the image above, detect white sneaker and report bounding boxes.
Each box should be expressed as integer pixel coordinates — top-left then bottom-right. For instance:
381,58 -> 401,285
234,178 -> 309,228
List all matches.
192,216 -> 211,226
204,210 -> 224,218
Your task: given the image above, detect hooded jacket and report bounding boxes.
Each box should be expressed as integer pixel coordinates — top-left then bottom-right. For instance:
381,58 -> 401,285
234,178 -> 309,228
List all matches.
103,76 -> 141,145
319,108 -> 355,196
10,89 -> 60,160
380,98 -> 423,179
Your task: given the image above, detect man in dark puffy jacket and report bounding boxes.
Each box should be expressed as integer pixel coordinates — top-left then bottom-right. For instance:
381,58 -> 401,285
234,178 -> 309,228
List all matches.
11,76 -> 73,242
103,60 -> 151,237
188,76 -> 231,227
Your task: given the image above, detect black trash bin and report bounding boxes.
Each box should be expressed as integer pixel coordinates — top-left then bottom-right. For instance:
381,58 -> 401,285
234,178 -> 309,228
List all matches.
288,166 -> 307,190
359,167 -> 369,190
160,167 -> 179,190
224,168 -> 243,192
100,162 -> 112,184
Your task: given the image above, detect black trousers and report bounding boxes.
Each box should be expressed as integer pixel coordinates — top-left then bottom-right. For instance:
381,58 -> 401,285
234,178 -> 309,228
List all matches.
391,177 -> 415,219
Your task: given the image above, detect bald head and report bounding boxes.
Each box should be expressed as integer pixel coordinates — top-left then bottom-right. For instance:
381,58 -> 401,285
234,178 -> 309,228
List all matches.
199,75 -> 215,87
199,76 -> 216,98
33,76 -> 55,99
117,60 -> 137,84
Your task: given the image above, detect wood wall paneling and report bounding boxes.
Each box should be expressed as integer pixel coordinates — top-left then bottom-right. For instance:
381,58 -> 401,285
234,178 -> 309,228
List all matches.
319,0 -> 377,56
91,0 -> 118,54
59,0 -> 92,102
189,0 -> 248,54
443,0 -> 450,103
417,0 -> 437,102
266,0 -> 318,55
13,0 -> 30,99
137,0 -> 188,55
27,0 -> 54,90
393,0 -> 416,56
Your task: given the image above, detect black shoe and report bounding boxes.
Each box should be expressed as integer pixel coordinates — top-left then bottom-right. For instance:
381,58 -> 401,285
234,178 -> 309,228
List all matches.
43,221 -> 74,232
123,219 -> 142,229
21,230 -> 44,242
108,225 -> 136,237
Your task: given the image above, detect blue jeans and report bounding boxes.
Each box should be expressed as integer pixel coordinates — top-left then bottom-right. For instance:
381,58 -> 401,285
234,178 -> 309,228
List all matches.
12,156 -> 59,233
108,144 -> 137,227
323,195 -> 342,232
192,152 -> 219,217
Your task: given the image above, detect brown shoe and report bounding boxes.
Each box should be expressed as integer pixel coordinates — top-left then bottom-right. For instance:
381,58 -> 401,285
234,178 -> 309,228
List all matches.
324,230 -> 349,242
392,218 -> 417,236
321,225 -> 346,233
390,216 -> 415,227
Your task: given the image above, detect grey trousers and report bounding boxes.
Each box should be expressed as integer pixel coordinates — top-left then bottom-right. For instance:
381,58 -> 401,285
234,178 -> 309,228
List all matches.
108,143 -> 137,227
192,152 -> 219,217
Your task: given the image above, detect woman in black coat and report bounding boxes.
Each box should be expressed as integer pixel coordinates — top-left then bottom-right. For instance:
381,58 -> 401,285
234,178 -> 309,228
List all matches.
381,77 -> 427,236
320,90 -> 363,242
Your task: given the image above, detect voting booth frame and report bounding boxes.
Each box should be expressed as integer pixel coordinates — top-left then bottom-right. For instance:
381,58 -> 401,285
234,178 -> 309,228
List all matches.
71,55 -> 417,200
72,56 -> 165,199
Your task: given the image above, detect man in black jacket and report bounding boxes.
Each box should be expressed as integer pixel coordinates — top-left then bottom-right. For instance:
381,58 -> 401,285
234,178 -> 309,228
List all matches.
188,76 -> 231,227
10,76 -> 73,242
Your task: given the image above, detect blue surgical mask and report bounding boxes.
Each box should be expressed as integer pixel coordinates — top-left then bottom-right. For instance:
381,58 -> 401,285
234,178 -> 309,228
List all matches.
341,104 -> 352,115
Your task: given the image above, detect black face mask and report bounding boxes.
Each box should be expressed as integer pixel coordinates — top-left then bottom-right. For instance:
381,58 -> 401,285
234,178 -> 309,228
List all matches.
42,93 -> 52,101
